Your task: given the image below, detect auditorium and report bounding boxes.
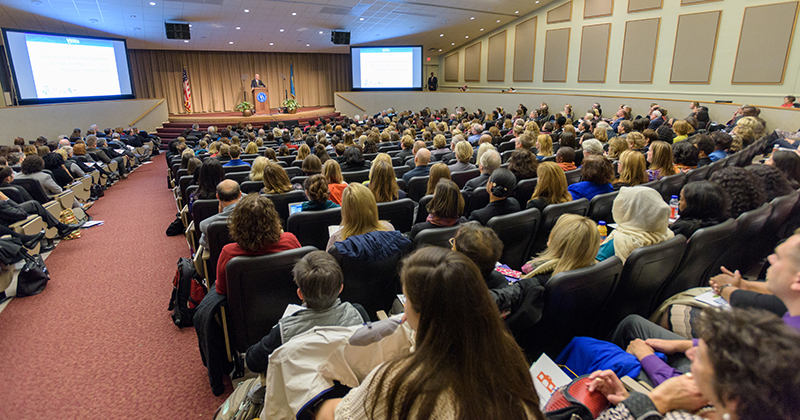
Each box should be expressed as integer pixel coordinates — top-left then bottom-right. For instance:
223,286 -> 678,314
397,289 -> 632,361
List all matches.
1,0 -> 800,418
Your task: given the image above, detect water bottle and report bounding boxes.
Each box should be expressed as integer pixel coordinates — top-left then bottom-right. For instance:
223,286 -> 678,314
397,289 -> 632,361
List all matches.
598,221 -> 607,241
670,195 -> 680,219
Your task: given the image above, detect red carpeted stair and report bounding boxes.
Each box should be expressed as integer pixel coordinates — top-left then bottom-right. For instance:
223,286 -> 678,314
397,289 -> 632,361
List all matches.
0,154 -> 228,418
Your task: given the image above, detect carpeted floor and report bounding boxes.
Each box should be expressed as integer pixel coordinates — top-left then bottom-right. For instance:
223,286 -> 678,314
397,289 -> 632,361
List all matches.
0,153 -> 228,418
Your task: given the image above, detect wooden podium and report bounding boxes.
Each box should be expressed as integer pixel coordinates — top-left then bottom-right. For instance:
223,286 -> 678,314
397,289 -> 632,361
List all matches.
252,87 -> 269,114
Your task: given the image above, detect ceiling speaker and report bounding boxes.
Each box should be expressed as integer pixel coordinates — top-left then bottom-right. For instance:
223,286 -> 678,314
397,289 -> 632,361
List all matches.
165,22 -> 190,40
331,30 -> 350,45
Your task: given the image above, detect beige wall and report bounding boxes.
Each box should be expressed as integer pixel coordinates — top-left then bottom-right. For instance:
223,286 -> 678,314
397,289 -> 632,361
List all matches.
432,0 -> 800,109
334,91 -> 800,133
0,98 -> 168,146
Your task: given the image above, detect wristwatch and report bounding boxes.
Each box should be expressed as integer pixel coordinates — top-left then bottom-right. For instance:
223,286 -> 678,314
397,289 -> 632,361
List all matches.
718,283 -> 734,294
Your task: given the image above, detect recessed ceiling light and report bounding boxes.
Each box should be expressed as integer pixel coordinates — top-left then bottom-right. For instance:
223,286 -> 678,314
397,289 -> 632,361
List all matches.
229,41 -> 233,44
89,18 -> 98,23
149,2 -> 155,5
306,43 -> 310,46
515,10 -> 519,14
279,29 -> 284,32
536,1 -> 539,3
451,42 -> 455,45
292,12 -> 296,16
30,0 -> 43,6
496,20 -> 501,23
319,31 -> 323,34
184,40 -> 189,43
465,35 -> 469,38
440,33 -> 444,37
359,18 -> 364,21
244,9 -> 249,12
480,28 -> 484,31
470,16 -> 474,20
269,42 -> 274,45
438,49 -> 442,51
236,27 -> 241,30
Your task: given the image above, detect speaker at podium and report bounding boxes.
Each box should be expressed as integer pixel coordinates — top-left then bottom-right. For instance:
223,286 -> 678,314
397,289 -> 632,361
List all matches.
252,87 -> 269,114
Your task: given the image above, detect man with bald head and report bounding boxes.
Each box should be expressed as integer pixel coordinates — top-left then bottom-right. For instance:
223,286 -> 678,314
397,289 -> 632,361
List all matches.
402,147 -> 431,184
251,74 -> 266,89
198,179 -> 241,249
406,140 -> 429,168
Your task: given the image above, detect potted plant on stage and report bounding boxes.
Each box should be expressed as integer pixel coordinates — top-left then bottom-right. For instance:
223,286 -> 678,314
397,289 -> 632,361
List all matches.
282,98 -> 298,114
235,101 -> 253,117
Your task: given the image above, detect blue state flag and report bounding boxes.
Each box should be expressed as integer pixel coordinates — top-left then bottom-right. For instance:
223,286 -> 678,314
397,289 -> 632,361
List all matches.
290,62 -> 295,98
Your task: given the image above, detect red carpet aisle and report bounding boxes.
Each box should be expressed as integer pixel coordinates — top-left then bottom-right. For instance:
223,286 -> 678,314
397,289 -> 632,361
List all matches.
0,154 -> 226,418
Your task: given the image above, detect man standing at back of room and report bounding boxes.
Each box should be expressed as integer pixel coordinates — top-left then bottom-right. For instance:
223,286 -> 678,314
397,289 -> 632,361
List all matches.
428,72 -> 438,91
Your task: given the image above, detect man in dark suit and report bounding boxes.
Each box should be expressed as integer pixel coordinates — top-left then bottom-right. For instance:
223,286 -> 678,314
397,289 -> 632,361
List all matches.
463,150 -> 500,193
251,74 -> 266,89
427,72 -> 438,91
402,148 -> 431,185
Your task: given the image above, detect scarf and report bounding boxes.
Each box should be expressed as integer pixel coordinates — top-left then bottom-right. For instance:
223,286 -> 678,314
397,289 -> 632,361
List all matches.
426,214 -> 460,227
608,186 -> 674,262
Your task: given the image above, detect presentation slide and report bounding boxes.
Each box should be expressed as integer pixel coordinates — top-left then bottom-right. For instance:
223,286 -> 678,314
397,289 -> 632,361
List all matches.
2,29 -> 135,105
351,46 -> 422,90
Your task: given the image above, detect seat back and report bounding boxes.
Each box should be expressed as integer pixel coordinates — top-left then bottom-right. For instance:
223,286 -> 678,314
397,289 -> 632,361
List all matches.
412,225 -> 461,250
206,220 -> 234,285
641,179 -> 661,190
658,172 -> 687,202
705,159 -> 726,179
290,175 -> 310,186
377,199 -> 415,233
501,150 -> 515,163
287,207 -> 342,250
588,190 -> 618,223
240,181 -> 263,194
498,141 -> 515,153
333,247 -> 404,320
11,178 -> 50,204
179,175 -> 195,207
463,187 -> 490,217
415,195 -> 434,224
534,256 -> 623,356
191,199 -> 220,226
223,165 -> 250,174
225,246 -> 317,352
487,208 -> 541,270
265,190 -> 308,230
451,169 -> 481,189
603,235 -> 687,332
225,171 -> 250,184
342,170 -> 370,184
564,168 -> 583,185
685,165 -> 710,184
658,218 -> 737,304
0,186 -> 25,203
530,198 -> 590,255
284,167 -> 303,179
393,166 -> 411,179
771,190 -> 800,240
718,202 -> 773,273
513,178 -> 538,206
406,176 -> 430,202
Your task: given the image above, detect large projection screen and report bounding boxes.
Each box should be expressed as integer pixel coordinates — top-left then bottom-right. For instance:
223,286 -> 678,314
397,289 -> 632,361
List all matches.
350,45 -> 423,91
2,28 -> 135,105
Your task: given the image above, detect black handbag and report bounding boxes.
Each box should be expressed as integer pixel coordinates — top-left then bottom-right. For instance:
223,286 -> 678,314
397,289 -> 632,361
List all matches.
16,253 -> 50,297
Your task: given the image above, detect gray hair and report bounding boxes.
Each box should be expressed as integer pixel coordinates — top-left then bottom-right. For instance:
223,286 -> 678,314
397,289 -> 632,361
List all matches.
582,139 -> 604,156
479,149 -> 501,173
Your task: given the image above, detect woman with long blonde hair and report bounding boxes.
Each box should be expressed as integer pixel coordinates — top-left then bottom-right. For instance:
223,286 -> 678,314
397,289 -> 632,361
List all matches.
614,150 -> 649,189
522,214 -> 599,280
527,162 -> 572,212
535,134 -> 554,160
368,161 -> 404,203
606,136 -> 629,160
646,141 -> 677,181
295,144 -> 311,161
323,160 -> 347,205
249,156 -> 268,181
326,183 -> 394,251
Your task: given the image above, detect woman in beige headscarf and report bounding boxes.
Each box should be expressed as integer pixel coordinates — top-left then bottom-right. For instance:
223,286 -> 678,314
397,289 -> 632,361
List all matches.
596,186 -> 673,263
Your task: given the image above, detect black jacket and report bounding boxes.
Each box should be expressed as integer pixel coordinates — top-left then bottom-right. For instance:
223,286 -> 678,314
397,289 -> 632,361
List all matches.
0,199 -> 29,226
469,198 -> 521,225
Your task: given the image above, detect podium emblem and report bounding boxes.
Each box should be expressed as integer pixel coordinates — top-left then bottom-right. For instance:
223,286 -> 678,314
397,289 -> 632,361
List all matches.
256,92 -> 267,103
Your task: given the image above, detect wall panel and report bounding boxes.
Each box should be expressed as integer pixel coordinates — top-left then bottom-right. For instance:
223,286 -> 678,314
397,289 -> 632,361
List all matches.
543,28 -> 571,82
670,11 -> 721,84
445,52 -> 459,82
620,18 -> 660,83
487,31 -> 508,82
578,23 -> 611,82
513,18 -> 537,82
584,0 -> 614,18
628,0 -> 663,12
732,1 -> 799,84
464,43 -> 482,81
548,1 -> 572,23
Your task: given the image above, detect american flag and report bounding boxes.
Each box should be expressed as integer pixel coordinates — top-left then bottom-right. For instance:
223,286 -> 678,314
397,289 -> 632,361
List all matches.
182,67 -> 192,112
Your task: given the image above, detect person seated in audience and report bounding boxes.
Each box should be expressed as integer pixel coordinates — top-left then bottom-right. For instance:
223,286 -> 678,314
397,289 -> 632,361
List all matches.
323,160 -> 347,205
295,144 -> 311,162
339,147 -> 368,172
222,145 -> 249,167
766,149 -> 800,188
368,161 -> 406,203
508,149 -> 538,183
450,222 -> 508,290
646,141 -> 678,181
243,142 -> 258,155
425,163 -> 450,196
594,308 -> 800,420
613,150 -> 649,190
198,179 -> 240,249
248,157 -> 268,182
581,139 -> 604,159
261,162 -> 299,194
430,134 -> 451,161
402,148 -> 431,185
314,144 -> 330,165
709,131 -> 732,162
326,183 -> 395,251
626,132 -> 647,153
526,162 -> 572,212
669,181 -> 727,238
672,140 -> 699,173
568,155 -> 615,201
217,144 -> 230,161
597,186 -> 673,263
313,247 -> 544,420
606,136 -> 629,161
278,145 -> 290,157
42,152 -> 74,188
263,147 -> 278,163
301,154 -> 323,176
190,158 -> 224,211
521,214 -> 600,283
647,109 -> 664,130
671,120 -> 694,144
781,95 -> 796,108
244,250 -> 369,374
535,134 -> 554,161
710,167 -> 766,218
691,134 -> 715,168
15,155 -> 89,210
555,146 -> 577,172
515,133 -> 535,153
0,169 -> 82,238
469,168 -> 519,225
746,164 -> 794,202
86,135 -> 128,178
215,193 -> 301,295
448,140 -> 477,173
616,120 -> 633,139
301,175 -> 340,211
409,179 -> 466,240
464,149 -> 500,193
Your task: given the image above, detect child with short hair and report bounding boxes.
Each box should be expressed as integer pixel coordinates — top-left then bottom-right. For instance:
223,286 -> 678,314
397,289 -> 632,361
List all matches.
245,251 -> 368,373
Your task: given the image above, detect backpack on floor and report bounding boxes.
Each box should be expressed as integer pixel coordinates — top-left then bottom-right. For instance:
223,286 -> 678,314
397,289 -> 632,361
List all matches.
168,257 -> 207,328
213,375 -> 266,420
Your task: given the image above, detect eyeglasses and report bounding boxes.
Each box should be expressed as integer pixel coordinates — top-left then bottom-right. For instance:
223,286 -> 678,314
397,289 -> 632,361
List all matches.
448,237 -> 455,247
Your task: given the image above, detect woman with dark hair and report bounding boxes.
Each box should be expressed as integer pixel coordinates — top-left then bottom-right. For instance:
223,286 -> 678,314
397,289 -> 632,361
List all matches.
316,247 -> 545,420
559,132 -> 578,149
672,141 -> 700,173
189,158 -> 224,211
409,179 -> 466,240
568,155 -> 615,200
301,154 -> 323,176
767,149 -> 800,188
469,168 -> 519,225
214,193 -> 301,295
508,149 -> 538,182
42,152 -> 74,188
339,147 -> 367,172
314,144 -> 330,164
450,222 -> 507,289
710,167 -> 767,218
670,181 -> 728,238
425,163 -> 451,196
746,164 -> 794,202
302,174 -> 340,211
